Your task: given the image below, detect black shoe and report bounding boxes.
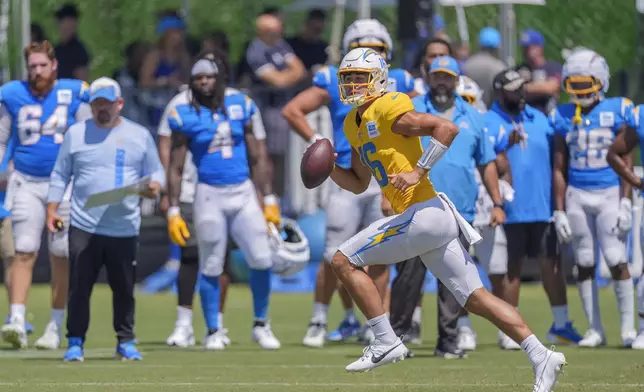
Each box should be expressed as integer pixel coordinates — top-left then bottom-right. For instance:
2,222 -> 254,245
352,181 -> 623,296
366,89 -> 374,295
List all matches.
435,345 -> 467,359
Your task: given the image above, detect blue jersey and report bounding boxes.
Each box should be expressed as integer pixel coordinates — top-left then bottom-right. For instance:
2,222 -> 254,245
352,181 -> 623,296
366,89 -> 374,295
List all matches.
0,79 -> 90,177
486,102 -> 553,223
413,95 -> 495,222
550,97 -> 633,190
626,104 -> 644,152
312,66 -> 415,169
167,90 -> 259,186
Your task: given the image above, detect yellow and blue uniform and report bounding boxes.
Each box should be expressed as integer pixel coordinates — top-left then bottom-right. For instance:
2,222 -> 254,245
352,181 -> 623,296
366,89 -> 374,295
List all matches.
343,92 -> 437,214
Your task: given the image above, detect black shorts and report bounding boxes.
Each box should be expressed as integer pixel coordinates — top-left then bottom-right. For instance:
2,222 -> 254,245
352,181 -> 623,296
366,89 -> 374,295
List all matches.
504,222 -> 557,260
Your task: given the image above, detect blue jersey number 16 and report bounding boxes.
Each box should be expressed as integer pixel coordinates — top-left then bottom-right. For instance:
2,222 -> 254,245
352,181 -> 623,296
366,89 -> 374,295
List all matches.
358,142 -> 388,187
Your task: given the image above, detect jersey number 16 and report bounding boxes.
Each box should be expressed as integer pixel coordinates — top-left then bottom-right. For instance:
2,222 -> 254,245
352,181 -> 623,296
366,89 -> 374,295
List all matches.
17,105 -> 68,145
358,142 -> 388,187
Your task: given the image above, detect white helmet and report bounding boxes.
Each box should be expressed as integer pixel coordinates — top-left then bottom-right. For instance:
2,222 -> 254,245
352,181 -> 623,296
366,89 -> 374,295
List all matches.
456,76 -> 483,106
338,47 -> 389,107
562,48 -> 609,107
268,218 -> 310,276
343,19 -> 394,60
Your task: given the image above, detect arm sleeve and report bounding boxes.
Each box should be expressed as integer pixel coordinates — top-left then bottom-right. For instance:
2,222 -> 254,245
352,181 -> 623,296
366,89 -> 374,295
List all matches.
379,93 -> 414,125
245,96 -> 266,140
48,130 -> 73,203
143,132 -> 166,187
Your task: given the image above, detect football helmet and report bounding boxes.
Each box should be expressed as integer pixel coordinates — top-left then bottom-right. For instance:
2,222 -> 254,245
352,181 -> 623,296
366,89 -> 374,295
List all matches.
338,47 -> 389,107
269,218 -> 310,276
456,76 -> 483,106
562,48 -> 609,107
343,19 -> 393,60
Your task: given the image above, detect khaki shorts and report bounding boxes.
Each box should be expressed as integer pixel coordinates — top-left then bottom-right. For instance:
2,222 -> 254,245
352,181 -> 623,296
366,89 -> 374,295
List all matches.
0,217 -> 15,261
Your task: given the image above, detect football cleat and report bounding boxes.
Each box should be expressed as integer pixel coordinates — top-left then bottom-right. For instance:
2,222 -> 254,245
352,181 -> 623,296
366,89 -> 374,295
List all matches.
622,330 -> 637,348
457,326 -> 477,352
327,318 -> 361,342
204,330 -> 227,351
252,322 -> 281,350
578,329 -> 606,348
546,322 -> 582,345
115,340 -> 142,361
631,332 -> 644,350
532,349 -> 566,392
34,321 -> 61,350
303,322 -> 326,348
63,338 -> 84,362
1,316 -> 27,349
5,315 -> 33,335
498,330 -> 521,350
345,337 -> 408,372
166,324 -> 196,348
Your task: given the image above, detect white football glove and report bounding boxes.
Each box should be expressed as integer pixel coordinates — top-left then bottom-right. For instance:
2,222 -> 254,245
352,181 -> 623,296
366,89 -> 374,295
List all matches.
616,197 -> 633,235
553,210 -> 573,244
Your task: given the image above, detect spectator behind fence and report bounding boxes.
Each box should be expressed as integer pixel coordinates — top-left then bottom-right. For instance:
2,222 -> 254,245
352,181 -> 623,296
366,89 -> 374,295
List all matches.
46,77 -> 164,362
286,9 -> 328,74
54,3 -> 90,81
515,29 -> 562,114
485,69 -> 583,346
31,23 -> 47,43
245,13 -> 305,196
462,27 -> 506,108
113,41 -> 152,124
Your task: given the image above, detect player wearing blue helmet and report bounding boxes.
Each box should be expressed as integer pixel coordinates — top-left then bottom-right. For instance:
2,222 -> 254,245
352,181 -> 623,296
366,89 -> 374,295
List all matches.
282,18 -> 418,348
1,41 -> 91,350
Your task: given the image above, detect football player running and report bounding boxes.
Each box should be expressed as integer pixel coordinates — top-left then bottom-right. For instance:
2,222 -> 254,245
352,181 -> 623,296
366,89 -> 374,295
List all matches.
552,48 -> 637,347
1,41 -> 91,349
607,101 -> 644,350
165,52 -> 281,350
324,47 -> 566,391
282,18 -> 418,348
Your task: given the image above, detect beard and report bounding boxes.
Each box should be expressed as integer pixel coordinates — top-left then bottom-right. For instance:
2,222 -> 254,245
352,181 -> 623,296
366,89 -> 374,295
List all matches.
504,99 -> 525,113
96,110 -> 111,125
429,85 -> 454,106
28,73 -> 56,95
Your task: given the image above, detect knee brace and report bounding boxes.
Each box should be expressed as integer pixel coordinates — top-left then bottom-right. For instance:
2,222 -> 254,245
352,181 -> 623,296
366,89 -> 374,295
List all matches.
574,247 -> 595,268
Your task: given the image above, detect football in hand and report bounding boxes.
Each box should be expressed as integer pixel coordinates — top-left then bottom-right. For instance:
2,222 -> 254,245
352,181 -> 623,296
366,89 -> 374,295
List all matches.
301,138 -> 334,189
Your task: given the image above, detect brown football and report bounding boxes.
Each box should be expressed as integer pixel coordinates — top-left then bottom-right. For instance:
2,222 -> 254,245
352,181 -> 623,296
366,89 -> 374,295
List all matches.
301,138 -> 334,189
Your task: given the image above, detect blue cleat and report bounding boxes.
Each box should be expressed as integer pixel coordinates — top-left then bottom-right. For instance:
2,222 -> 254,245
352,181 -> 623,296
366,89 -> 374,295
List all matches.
326,318 -> 361,342
115,340 -> 142,361
63,338 -> 84,362
547,321 -> 582,345
5,315 -> 33,335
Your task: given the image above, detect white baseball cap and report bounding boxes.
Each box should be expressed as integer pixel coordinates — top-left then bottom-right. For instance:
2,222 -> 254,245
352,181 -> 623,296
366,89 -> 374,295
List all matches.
89,77 -> 122,102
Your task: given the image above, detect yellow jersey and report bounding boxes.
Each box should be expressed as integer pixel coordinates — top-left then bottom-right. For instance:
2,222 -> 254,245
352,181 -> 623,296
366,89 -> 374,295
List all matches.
343,92 -> 438,214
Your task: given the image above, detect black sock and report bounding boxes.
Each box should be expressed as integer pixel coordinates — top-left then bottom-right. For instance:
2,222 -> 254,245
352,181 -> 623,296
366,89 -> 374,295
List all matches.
253,320 -> 266,328
178,257 -> 199,307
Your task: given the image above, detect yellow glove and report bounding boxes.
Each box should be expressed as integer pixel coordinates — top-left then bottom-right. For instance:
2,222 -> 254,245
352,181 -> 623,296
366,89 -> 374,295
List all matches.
167,207 -> 191,247
263,194 -> 281,225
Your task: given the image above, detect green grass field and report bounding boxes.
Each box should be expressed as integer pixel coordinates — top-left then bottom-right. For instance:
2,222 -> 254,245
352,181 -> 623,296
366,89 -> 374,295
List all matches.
0,284 -> 641,392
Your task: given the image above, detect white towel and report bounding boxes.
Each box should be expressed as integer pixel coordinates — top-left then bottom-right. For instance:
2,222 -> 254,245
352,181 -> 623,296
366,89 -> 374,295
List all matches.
437,192 -> 483,245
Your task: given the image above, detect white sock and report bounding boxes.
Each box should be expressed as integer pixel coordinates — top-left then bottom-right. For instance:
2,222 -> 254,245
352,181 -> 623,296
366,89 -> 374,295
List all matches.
50,309 -> 65,329
10,304 -> 25,322
520,334 -> 548,367
551,305 -> 569,329
312,302 -> 329,324
177,306 -> 192,327
367,313 -> 397,345
218,312 -> 224,329
457,315 -> 472,330
412,306 -> 422,324
613,278 -> 635,336
344,308 -> 356,323
578,279 -> 603,332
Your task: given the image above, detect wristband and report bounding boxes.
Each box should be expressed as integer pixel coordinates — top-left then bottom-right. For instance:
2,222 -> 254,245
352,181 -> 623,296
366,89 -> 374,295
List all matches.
167,206 -> 181,218
493,203 -> 504,210
416,137 -> 448,170
263,194 -> 278,206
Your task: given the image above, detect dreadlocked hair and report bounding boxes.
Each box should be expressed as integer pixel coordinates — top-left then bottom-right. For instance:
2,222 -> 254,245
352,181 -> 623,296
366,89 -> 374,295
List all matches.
190,50 -> 228,117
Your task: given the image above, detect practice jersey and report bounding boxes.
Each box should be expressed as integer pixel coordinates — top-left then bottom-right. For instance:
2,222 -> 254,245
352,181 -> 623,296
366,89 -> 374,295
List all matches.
0,79 -> 90,177
167,89 -> 265,186
626,104 -> 644,153
312,66 -> 415,169
343,92 -> 437,214
550,97 -> 633,190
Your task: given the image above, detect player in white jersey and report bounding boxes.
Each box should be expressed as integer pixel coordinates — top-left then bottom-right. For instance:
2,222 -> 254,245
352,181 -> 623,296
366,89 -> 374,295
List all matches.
0,42 -> 91,349
552,48 -> 637,347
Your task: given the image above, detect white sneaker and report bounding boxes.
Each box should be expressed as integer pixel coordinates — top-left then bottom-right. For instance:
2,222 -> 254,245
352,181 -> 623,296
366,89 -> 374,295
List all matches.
303,322 -> 326,348
252,323 -> 281,350
498,330 -> 521,350
622,330 -> 637,348
631,332 -> 644,350
34,321 -> 61,350
578,329 -> 606,348
203,330 -> 227,351
166,324 -> 196,347
219,328 -> 231,346
457,327 -> 477,351
345,337 -> 408,372
1,317 -> 27,349
532,349 -> 566,392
